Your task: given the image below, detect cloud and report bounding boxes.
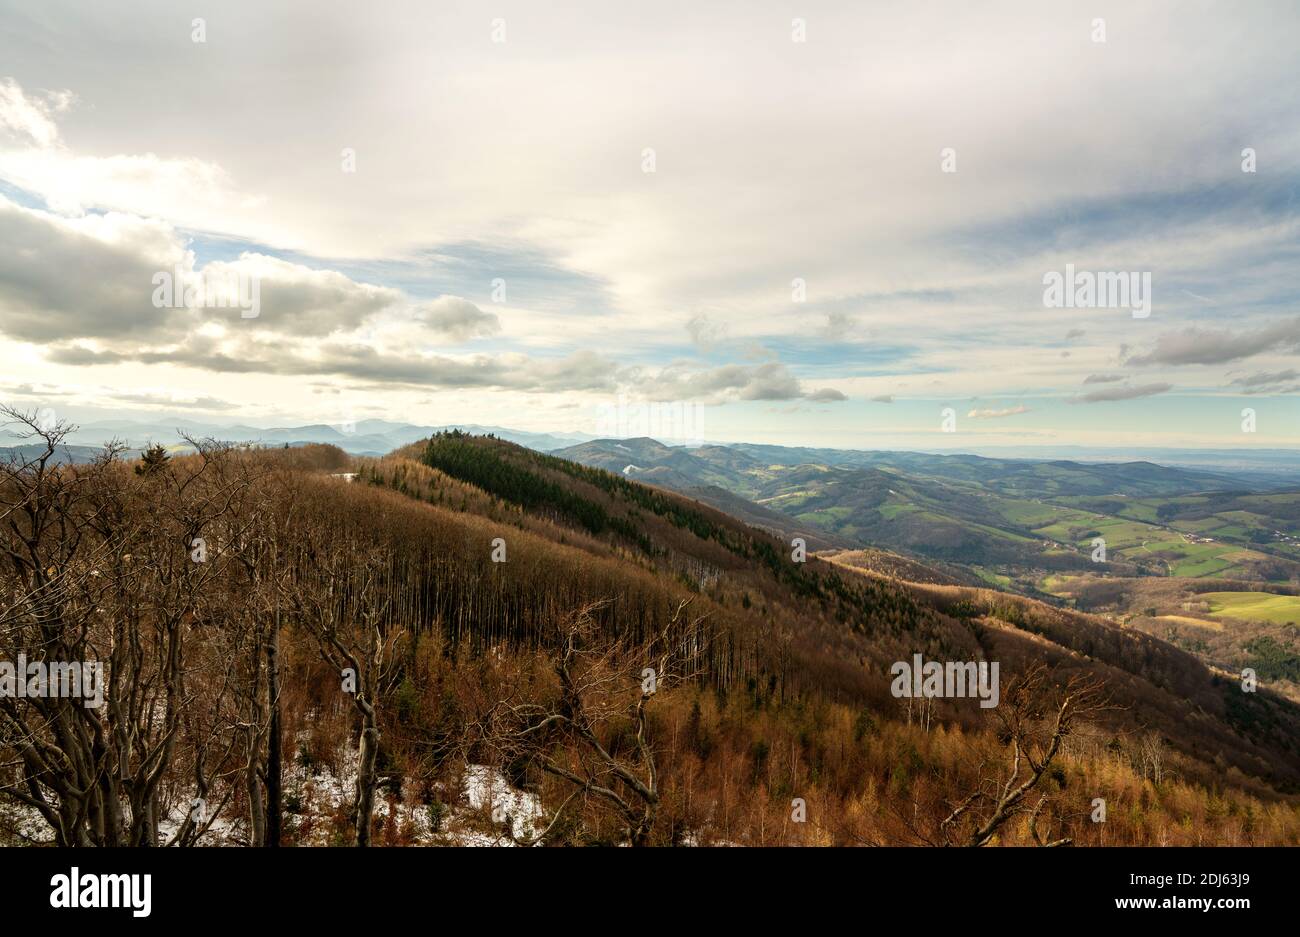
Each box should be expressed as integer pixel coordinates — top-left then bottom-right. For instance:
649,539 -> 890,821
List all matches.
48,337 -> 621,394
415,295 -> 501,340
966,405 -> 1030,419
1083,373 -> 1124,384
0,195 -> 406,344
105,391 -> 239,411
0,196 -> 195,343
1230,369 -> 1298,387
1228,369 -> 1300,395
631,361 -> 836,404
1125,317 -> 1300,366
3,196 -> 832,401
821,311 -> 856,341
214,254 -> 399,336
870,394 -> 894,404
0,78 -> 72,148
0,193 -> 513,370
1071,383 -> 1173,403
685,313 -> 727,350
0,149 -> 251,221
0,382 -> 72,398
807,388 -> 848,402
2,8 -> 1299,444
648,362 -> 799,402
0,80 -> 260,231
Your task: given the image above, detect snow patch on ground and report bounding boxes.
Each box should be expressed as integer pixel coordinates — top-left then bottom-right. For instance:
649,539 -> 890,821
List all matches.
459,764 -> 545,844
1,731 -> 547,847
0,799 -> 55,845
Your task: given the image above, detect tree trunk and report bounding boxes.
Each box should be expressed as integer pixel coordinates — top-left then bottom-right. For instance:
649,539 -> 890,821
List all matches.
355,702 -> 379,848
247,751 -> 266,847
265,618 -> 282,847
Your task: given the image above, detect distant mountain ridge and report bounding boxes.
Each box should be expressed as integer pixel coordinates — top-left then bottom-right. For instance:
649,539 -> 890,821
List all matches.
554,436 -> 1255,499
7,415 -> 1298,482
0,417 -> 593,460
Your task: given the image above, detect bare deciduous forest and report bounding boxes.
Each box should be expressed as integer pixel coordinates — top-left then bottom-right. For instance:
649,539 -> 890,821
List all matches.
2,408 -> 1298,847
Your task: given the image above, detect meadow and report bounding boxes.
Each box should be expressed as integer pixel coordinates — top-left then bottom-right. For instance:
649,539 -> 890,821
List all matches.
1204,592 -> 1300,626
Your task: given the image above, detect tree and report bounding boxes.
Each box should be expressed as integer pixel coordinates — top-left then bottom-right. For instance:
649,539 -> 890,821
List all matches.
475,598 -> 707,846
927,663 -> 1108,847
1136,730 -> 1166,784
135,444 -> 171,476
289,539 -> 404,847
0,407 -> 257,845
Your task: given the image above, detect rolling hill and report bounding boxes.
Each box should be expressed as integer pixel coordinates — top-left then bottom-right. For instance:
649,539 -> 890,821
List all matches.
554,438 -> 1300,589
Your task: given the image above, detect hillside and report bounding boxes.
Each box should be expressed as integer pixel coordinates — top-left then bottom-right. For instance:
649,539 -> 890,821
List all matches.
555,438 -> 1300,590
3,427 -> 1299,848
396,435 -> 1300,808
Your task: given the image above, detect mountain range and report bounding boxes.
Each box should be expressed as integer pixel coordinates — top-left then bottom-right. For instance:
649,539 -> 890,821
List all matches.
0,417 -> 592,460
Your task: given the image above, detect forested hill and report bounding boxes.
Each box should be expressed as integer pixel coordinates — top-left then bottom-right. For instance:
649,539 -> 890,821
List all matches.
3,427 -> 1298,847
381,434 -> 1300,799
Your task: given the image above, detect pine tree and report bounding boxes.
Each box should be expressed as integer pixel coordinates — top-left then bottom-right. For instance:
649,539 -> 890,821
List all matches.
135,444 -> 171,475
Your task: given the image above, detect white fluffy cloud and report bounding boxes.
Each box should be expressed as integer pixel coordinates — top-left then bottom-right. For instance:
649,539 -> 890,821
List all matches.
0,195 -> 190,342
0,192 -> 563,397
0,194 -> 405,343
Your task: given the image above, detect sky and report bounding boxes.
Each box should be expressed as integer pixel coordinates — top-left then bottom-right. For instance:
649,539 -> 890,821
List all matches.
0,0 -> 1298,451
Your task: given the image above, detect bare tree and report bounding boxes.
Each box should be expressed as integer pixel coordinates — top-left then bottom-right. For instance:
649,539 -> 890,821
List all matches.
289,539 -> 404,847
0,407 -> 259,846
1135,730 -> 1166,784
934,663 -> 1108,847
474,598 -> 706,846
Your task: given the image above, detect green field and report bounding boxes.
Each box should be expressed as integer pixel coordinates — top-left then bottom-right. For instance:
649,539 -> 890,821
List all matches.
1009,498 -> 1286,580
991,499 -> 1062,527
1203,592 -> 1300,625
971,566 -> 1012,587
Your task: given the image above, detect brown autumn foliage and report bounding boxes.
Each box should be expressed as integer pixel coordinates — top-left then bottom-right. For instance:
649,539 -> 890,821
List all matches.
1,409 -> 1297,846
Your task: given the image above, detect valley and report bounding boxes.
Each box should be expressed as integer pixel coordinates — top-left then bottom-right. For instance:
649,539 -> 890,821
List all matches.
555,436 -> 1300,591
